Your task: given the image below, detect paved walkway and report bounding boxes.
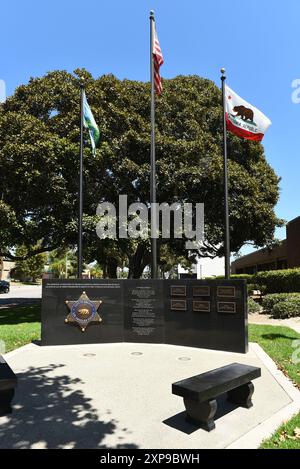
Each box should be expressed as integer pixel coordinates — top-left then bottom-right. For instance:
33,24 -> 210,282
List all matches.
0,284 -> 41,309
1,342 -> 299,449
249,312 -> 300,334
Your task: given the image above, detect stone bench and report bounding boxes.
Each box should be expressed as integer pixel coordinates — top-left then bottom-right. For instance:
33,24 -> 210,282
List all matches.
172,363 -> 261,431
0,355 -> 17,416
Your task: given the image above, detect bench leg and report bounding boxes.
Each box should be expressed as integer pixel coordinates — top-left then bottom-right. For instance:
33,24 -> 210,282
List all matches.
0,388 -> 15,416
227,382 -> 254,409
184,397 -> 217,431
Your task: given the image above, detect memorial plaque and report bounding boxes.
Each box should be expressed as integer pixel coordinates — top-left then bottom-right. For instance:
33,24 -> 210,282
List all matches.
217,302 -> 236,313
217,286 -> 236,298
171,299 -> 187,311
42,279 -> 124,345
193,300 -> 210,312
170,285 -> 186,297
193,286 -> 210,297
124,281 -> 165,343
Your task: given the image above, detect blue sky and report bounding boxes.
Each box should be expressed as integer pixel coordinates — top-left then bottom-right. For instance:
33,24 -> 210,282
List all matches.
1,0 -> 299,254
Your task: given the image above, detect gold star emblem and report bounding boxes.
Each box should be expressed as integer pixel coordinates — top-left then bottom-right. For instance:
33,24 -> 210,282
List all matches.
65,291 -> 102,332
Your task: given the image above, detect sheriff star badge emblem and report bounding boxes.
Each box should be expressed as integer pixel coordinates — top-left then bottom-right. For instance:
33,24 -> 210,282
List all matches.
65,291 -> 102,332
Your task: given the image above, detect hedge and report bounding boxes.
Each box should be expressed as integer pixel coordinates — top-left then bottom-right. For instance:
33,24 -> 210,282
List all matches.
272,298 -> 300,319
262,293 -> 300,312
206,268 -> 300,294
254,269 -> 300,294
205,274 -> 254,283
248,297 -> 261,314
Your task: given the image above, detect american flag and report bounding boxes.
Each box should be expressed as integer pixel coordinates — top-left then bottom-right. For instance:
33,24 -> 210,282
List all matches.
153,25 -> 164,95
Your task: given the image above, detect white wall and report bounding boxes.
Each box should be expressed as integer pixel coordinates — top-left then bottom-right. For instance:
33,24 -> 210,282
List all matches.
0,259 -> 15,280
178,256 -> 224,279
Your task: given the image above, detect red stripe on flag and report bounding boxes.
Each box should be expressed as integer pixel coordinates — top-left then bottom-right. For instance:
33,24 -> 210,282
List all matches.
153,29 -> 163,95
226,115 -> 264,142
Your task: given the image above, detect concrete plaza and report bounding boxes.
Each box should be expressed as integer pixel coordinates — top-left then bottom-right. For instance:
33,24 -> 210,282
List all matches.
1,341 -> 299,449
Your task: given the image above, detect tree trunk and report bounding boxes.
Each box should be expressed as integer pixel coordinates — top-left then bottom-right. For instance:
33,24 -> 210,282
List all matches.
107,258 -> 118,278
128,245 -> 151,279
102,264 -> 108,279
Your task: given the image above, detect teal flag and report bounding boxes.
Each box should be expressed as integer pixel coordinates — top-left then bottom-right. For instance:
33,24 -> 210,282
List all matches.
83,90 -> 100,154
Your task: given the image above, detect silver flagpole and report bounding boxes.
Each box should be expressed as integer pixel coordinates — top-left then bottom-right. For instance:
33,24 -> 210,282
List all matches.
221,68 -> 231,279
78,80 -> 84,279
150,10 -> 157,278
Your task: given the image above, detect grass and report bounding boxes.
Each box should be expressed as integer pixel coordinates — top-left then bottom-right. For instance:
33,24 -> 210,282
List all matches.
0,305 -> 41,353
249,324 -> 300,449
260,413 -> 300,449
249,324 -> 300,387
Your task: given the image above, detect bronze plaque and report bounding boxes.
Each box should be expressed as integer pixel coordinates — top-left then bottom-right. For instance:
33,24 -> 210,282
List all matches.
217,286 -> 236,298
193,300 -> 210,312
171,299 -> 187,311
193,286 -> 210,297
217,302 -> 236,314
170,285 -> 186,297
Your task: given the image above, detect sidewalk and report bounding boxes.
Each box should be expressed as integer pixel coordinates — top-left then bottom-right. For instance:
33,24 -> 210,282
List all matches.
249,312 -> 300,334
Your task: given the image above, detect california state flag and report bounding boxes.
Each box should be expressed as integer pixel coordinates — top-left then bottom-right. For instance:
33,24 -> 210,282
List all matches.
225,85 -> 271,141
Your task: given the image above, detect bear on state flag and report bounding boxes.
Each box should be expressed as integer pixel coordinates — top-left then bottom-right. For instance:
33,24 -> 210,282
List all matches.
225,85 -> 271,141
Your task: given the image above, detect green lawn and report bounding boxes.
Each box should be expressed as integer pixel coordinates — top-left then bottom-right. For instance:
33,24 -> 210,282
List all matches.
249,324 -> 300,449
0,305 -> 41,353
260,413 -> 300,449
249,324 -> 300,388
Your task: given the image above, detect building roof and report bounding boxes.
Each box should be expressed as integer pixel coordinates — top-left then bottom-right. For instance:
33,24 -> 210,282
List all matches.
231,239 -> 287,269
287,216 -> 300,226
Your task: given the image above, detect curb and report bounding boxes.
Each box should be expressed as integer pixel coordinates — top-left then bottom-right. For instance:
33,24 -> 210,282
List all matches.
226,342 -> 300,449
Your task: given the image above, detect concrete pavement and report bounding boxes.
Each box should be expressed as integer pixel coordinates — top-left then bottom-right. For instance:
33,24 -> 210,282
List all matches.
249,311 -> 300,334
0,284 -> 42,308
0,342 -> 299,449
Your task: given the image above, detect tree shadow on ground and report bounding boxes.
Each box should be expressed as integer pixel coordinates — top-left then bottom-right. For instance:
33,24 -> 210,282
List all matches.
0,305 -> 41,325
261,333 -> 299,341
0,364 -> 137,449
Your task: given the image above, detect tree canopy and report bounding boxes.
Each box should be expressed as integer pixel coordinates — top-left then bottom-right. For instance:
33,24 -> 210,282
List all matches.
0,69 -> 282,277
13,244 -> 47,282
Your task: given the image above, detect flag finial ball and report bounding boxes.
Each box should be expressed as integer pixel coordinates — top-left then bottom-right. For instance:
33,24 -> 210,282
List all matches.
220,68 -> 226,75
150,10 -> 154,17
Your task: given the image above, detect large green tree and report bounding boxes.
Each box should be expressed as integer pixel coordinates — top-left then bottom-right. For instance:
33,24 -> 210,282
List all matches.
0,70 -> 282,277
13,245 -> 47,282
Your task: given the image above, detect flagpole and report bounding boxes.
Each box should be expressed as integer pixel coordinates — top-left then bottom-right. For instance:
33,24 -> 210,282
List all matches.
150,10 -> 157,279
221,68 -> 231,279
78,80 -> 84,279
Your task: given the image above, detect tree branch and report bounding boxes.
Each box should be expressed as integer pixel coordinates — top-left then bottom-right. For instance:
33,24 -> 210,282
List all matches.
0,245 -> 60,261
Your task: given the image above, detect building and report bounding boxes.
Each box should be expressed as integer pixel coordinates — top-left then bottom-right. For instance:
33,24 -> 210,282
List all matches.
178,256 -> 225,279
0,257 -> 15,280
231,216 -> 300,274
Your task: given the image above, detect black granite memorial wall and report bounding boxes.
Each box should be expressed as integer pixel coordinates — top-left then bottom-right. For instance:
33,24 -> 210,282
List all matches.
41,279 -> 248,353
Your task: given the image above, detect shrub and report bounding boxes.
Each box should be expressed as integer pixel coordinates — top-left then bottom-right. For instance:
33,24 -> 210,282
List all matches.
206,274 -> 254,283
228,274 -> 254,283
272,298 -> 300,318
258,285 -> 267,295
248,297 -> 261,314
247,283 -> 257,295
254,269 -> 300,294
